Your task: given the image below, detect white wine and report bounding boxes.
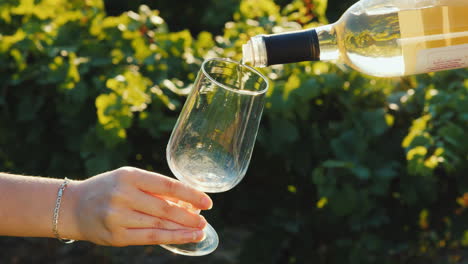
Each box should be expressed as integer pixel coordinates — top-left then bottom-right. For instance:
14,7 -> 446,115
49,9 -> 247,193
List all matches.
242,0 -> 468,77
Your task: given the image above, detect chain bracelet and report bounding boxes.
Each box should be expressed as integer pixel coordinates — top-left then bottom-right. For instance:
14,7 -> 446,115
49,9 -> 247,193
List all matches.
52,177 -> 75,244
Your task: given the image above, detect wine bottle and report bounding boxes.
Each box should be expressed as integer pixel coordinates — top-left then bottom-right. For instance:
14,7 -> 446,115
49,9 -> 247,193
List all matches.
242,0 -> 468,77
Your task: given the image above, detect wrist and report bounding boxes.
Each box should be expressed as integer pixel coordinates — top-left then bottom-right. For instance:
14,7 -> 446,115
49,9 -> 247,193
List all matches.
57,179 -> 84,241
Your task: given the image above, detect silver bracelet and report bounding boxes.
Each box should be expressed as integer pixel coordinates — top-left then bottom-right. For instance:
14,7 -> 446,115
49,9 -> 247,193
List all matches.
52,177 -> 75,244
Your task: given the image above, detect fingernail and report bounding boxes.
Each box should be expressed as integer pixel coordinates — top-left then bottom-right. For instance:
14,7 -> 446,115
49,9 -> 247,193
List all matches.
198,216 -> 207,228
201,196 -> 212,209
194,230 -> 205,241
184,230 -> 204,242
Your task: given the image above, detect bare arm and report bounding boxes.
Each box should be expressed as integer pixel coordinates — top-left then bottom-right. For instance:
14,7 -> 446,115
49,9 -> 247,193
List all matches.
0,167 -> 213,246
0,173 -> 75,239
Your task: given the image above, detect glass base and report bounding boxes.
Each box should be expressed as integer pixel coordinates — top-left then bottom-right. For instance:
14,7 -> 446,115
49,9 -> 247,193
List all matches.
160,223 -> 219,256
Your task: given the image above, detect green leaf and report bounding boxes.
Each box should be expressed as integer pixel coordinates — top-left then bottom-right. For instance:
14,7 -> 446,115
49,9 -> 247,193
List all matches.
322,160 -> 353,169
331,130 -> 365,162
330,184 -> 357,217
17,95 -> 44,122
360,109 -> 388,137
375,164 -> 397,179
84,154 -> 112,176
351,166 -> 370,180
296,78 -> 321,101
438,122 -> 465,148
270,118 -> 299,144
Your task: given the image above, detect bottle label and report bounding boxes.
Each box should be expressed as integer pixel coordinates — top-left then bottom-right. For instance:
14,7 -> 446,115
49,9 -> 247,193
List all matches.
415,44 -> 468,74
398,5 -> 468,75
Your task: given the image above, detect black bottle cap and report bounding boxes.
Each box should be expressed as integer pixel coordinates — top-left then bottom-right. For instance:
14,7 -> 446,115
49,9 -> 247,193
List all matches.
263,29 -> 320,66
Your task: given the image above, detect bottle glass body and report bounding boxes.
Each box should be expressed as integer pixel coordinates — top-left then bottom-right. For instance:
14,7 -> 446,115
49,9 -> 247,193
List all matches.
243,0 -> 468,77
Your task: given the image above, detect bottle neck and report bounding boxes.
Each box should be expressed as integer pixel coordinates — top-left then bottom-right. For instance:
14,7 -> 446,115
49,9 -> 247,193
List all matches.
266,29 -> 320,66
242,24 -> 339,67
315,24 -> 339,61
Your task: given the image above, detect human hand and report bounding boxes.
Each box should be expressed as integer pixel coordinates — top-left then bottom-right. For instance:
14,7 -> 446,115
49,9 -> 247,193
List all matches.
64,167 -> 213,246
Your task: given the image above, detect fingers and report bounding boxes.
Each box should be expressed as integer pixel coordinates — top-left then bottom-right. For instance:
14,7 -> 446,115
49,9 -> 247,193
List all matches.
121,228 -> 205,246
131,190 -> 207,229
167,199 -> 202,214
130,168 -> 213,210
151,195 -> 200,214
122,210 -> 188,230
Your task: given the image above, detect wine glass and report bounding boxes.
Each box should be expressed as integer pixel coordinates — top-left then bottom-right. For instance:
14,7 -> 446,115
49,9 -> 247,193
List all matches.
160,58 -> 269,256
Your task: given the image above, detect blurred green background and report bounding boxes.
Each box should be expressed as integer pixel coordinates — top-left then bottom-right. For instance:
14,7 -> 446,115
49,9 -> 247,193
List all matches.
1,0 -> 468,263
